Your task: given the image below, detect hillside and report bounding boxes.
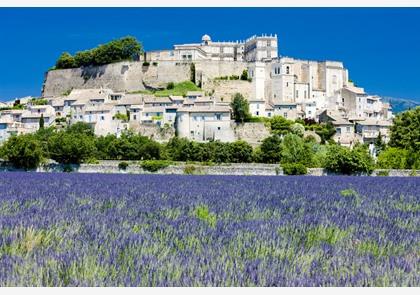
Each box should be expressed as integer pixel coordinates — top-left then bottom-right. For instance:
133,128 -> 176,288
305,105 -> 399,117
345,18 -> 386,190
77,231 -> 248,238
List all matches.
382,97 -> 420,113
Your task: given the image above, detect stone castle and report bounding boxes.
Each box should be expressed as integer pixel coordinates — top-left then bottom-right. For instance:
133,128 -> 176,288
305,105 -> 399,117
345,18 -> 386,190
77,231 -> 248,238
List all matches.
1,33 -> 393,147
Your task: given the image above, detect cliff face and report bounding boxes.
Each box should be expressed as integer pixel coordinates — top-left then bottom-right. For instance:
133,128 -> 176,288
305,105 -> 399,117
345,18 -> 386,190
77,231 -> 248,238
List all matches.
42,60 -> 248,97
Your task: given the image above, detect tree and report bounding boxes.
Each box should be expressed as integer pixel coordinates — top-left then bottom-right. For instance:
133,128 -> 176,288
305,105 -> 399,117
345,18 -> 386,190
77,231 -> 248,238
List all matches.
269,115 -> 293,135
39,114 -> 45,129
48,131 -> 96,164
389,107 -> 420,152
324,144 -> 374,175
260,135 -> 282,163
290,123 -> 305,137
55,52 -> 76,69
280,133 -> 313,166
230,93 -> 250,123
0,134 -> 43,170
66,122 -> 95,137
190,63 -> 196,84
229,141 -> 253,163
374,132 -> 386,155
377,147 -> 408,169
240,69 -> 248,81
74,50 -> 94,67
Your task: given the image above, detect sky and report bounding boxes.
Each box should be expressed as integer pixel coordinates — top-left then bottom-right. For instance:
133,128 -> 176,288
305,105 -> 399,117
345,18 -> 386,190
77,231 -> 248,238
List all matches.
0,7 -> 419,101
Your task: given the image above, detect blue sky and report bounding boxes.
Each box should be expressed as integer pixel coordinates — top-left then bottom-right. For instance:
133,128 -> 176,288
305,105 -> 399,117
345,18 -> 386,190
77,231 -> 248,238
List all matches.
0,8 -> 419,101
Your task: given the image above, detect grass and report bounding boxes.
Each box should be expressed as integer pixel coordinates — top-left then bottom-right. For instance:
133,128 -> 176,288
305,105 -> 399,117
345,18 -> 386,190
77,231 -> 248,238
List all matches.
126,81 -> 201,97
194,205 -> 217,228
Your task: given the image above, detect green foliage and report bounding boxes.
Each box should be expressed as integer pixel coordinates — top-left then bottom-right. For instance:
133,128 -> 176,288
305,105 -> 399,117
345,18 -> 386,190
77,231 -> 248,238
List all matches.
140,160 -> 171,172
48,130 -> 96,165
118,161 -> 129,170
31,98 -> 48,105
280,134 -> 313,166
190,63 -> 196,84
230,93 -> 251,123
389,107 -> 420,152
54,36 -> 142,69
39,114 -> 45,129
340,188 -> 358,198
377,147 -> 408,169
290,123 -> 305,137
260,135 -> 282,163
55,52 -> 76,69
229,140 -> 253,163
183,165 -> 204,175
240,69 -> 248,81
282,163 -> 307,175
166,82 -> 175,90
95,132 -> 161,161
377,170 -> 390,176
268,115 -> 293,135
304,226 -> 350,248
194,205 -> 217,228
0,134 -> 43,170
113,113 -> 129,121
325,144 -> 375,175
142,62 -> 150,66
154,81 -> 201,97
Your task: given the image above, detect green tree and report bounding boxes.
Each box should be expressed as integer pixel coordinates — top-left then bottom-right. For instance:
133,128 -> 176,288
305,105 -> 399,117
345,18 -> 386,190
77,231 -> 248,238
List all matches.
66,122 -> 95,137
230,93 -> 250,123
290,122 -> 305,137
280,133 -> 313,166
190,63 -> 196,84
269,115 -> 293,135
325,144 -> 374,175
260,135 -> 282,163
389,107 -> 420,152
229,140 -> 253,163
74,50 -> 94,67
0,134 -> 43,169
48,131 -> 96,164
240,69 -> 248,81
39,114 -> 45,129
377,147 -> 408,169
55,52 -> 76,69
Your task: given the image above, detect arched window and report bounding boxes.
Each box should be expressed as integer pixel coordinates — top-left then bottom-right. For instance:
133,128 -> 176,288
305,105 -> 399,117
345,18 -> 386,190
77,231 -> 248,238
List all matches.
286,66 -> 290,74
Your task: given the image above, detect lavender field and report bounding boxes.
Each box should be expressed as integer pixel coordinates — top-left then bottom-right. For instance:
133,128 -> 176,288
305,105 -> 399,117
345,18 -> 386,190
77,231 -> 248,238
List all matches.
0,173 -> 418,286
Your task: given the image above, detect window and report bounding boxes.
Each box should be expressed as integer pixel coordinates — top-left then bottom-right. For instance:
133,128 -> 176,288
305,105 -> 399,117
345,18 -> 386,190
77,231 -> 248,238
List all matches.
283,112 -> 288,118
286,82 -> 289,87
296,90 -> 299,98
256,111 -> 259,116
286,66 -> 290,74
268,112 -> 271,117
202,116 -> 205,121
217,127 -> 221,130
304,91 -> 307,99
216,114 -> 221,120
346,127 -> 350,132
145,113 -> 149,117
308,110 -> 312,114
133,115 -> 137,120
100,116 -> 104,121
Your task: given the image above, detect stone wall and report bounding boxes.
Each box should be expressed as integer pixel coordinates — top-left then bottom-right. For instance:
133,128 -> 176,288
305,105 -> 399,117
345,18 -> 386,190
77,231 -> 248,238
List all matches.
202,79 -> 253,102
1,161 -> 419,177
233,122 -> 271,147
128,122 -> 175,142
42,60 -> 248,97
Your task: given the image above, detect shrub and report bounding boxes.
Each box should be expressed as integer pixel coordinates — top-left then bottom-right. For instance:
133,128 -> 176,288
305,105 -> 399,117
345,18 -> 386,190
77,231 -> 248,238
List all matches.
140,160 -> 171,172
166,82 -> 175,90
63,164 -> 73,173
118,161 -> 129,170
324,144 -> 374,175
0,134 -> 43,170
184,165 -> 204,175
152,62 -> 158,66
282,163 -> 307,175
377,170 -> 390,176
142,62 -> 150,66
377,147 -> 408,169
240,69 -> 248,81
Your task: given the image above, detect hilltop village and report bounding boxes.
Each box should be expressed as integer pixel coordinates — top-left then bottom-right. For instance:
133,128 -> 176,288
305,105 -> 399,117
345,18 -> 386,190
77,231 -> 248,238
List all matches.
0,34 -> 393,147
